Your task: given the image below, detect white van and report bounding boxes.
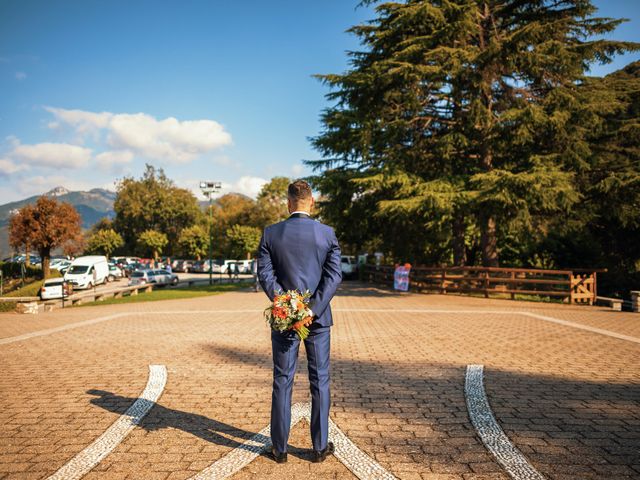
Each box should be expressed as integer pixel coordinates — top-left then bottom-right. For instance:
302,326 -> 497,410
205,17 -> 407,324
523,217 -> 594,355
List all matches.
64,255 -> 109,289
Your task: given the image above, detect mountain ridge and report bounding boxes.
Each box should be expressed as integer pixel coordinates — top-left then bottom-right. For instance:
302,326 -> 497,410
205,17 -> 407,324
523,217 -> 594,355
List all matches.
0,187 -> 117,258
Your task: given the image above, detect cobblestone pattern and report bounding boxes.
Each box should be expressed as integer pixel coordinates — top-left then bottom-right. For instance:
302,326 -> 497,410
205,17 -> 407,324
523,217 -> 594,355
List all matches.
0,284 -> 638,479
47,365 -> 167,480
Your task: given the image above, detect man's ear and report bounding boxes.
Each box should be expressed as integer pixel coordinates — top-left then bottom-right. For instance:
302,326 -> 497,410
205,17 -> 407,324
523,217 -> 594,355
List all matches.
287,197 -> 293,213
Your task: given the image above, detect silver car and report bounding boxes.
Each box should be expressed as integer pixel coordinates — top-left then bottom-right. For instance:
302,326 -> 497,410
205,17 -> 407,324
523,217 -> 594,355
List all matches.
128,270 -> 153,286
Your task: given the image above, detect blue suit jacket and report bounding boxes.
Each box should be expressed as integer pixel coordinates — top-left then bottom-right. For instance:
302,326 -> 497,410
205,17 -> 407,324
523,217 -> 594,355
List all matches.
257,214 -> 342,327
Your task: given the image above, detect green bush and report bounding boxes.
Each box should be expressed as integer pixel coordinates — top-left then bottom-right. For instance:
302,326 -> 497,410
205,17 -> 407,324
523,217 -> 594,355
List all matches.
3,270 -> 61,298
0,261 -> 42,280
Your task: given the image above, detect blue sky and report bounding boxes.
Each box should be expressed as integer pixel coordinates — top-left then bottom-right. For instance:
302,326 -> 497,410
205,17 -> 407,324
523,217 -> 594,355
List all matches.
1,0 -> 638,203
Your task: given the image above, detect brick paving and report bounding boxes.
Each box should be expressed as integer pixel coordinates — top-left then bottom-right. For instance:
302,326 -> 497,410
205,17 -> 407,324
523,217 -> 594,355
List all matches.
0,283 -> 639,479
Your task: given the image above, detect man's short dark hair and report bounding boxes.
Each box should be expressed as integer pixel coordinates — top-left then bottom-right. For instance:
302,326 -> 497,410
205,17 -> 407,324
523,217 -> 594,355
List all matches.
288,180 -> 312,202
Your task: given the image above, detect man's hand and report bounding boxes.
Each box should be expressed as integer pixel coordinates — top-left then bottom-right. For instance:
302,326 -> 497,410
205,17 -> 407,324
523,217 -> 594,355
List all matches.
302,316 -> 313,327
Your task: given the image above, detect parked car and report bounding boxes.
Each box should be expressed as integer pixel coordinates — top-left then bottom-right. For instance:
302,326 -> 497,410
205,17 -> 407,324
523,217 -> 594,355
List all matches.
64,256 -> 109,289
173,260 -> 190,272
128,270 -> 153,286
191,260 -> 210,273
123,262 -> 150,277
211,259 -> 238,273
108,264 -> 123,281
51,259 -> 72,272
150,269 -> 179,286
10,254 -> 41,265
39,278 -> 71,300
341,255 -> 358,280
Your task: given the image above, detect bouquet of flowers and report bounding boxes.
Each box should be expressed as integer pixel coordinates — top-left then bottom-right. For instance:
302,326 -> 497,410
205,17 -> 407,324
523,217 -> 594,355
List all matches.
265,289 -> 313,340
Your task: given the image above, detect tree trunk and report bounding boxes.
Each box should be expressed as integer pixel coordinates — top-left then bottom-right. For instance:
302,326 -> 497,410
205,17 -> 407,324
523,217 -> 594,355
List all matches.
452,211 -> 467,266
41,248 -> 51,279
480,213 -> 499,267
25,243 -> 30,266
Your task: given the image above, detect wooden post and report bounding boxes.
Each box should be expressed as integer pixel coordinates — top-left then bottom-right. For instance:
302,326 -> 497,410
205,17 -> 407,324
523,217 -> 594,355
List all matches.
484,270 -> 489,298
510,271 -> 515,300
569,273 -> 574,304
440,269 -> 446,294
631,291 -> 640,313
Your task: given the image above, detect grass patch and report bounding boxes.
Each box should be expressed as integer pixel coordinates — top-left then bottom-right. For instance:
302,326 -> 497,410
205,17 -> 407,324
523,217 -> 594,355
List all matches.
0,303 -> 15,312
77,281 -> 252,307
5,280 -> 44,298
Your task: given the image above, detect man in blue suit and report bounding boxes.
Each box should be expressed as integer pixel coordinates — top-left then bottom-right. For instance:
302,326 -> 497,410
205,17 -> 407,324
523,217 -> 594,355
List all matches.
257,179 -> 342,463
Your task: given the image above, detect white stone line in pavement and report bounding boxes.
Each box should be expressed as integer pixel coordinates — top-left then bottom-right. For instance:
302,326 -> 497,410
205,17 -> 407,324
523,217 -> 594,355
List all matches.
331,309 -> 640,345
0,313 -> 128,346
520,311 -> 640,345
3,308 -> 638,346
189,402 -> 307,480
189,402 -> 397,480
47,365 -> 167,480
465,365 -> 546,480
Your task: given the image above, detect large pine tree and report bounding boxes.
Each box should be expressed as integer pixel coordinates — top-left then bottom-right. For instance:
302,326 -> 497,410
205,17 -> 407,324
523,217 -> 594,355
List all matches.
309,0 -> 638,267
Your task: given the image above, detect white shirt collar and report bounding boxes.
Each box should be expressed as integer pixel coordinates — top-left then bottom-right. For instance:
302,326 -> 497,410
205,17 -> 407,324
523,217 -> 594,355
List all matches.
289,210 -> 311,216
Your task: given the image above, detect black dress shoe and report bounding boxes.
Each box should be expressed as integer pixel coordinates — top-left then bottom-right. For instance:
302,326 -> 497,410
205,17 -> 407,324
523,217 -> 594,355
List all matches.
311,442 -> 335,463
269,447 -> 287,463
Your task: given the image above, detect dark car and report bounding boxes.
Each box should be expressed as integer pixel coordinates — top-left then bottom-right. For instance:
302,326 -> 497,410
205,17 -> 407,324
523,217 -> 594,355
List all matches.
123,262 -> 149,277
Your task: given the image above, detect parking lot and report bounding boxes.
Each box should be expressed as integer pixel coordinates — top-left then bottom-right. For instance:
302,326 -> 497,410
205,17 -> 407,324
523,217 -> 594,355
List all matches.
0,284 -> 638,479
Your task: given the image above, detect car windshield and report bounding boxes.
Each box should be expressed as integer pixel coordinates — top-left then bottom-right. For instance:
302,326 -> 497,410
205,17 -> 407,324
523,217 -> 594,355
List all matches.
214,259 -> 225,266
68,265 -> 89,274
132,272 -> 145,277
45,281 -> 64,287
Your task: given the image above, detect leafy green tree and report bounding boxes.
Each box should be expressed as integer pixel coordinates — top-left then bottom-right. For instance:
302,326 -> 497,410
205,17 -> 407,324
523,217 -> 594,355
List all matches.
309,0 -> 638,267
86,229 -> 124,259
226,225 -> 262,259
137,230 -> 168,261
253,176 -> 291,226
178,225 -> 208,260
114,164 -> 203,255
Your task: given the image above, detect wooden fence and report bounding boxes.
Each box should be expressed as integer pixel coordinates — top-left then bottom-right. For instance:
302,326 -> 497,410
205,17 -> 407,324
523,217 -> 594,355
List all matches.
362,265 -> 602,304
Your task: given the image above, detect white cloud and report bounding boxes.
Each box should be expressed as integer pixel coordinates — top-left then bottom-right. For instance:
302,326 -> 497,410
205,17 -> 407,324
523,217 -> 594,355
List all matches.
11,142 -> 92,168
0,158 -> 27,176
15,71 -> 27,80
45,106 -> 232,164
291,163 -> 305,177
229,176 -> 268,198
95,150 -> 134,170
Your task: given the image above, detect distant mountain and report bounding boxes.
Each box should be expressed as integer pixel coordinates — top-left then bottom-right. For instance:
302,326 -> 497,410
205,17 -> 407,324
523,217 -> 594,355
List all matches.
0,187 -> 116,258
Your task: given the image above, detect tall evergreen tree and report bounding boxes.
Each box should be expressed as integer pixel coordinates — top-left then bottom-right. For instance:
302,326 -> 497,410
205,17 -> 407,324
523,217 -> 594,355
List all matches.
309,0 -> 638,266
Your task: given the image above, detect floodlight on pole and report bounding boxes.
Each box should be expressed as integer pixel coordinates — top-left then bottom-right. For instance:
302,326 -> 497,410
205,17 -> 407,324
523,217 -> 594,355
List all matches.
199,181 -> 223,285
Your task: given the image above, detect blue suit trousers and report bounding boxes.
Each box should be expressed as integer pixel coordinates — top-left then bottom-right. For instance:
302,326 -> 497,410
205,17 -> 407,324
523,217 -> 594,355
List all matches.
270,325 -> 331,453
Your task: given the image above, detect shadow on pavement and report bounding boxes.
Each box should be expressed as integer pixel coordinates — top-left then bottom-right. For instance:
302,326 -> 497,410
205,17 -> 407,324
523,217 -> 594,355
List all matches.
205,343 -> 640,479
88,389 -> 257,448
86,389 -> 315,461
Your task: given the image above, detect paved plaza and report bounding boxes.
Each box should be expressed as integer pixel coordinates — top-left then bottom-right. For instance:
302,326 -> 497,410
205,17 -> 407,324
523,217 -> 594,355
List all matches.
0,284 -> 639,480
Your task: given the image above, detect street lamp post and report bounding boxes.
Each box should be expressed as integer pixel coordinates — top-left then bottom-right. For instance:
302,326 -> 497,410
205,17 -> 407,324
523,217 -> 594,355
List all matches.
200,181 -> 222,286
